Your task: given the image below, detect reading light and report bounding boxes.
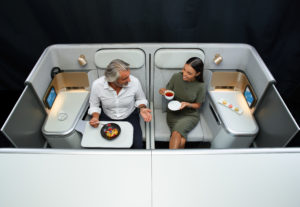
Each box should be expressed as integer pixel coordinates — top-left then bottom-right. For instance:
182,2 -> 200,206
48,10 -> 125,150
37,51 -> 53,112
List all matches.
78,54 -> 87,66
213,54 -> 223,65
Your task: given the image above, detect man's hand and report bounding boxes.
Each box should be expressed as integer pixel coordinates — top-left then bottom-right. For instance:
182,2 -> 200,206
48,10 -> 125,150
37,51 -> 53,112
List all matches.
140,108 -> 152,122
89,117 -> 100,128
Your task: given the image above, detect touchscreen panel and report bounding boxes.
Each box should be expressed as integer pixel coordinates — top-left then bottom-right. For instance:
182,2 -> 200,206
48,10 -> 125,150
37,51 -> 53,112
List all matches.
46,87 -> 57,108
244,85 -> 255,107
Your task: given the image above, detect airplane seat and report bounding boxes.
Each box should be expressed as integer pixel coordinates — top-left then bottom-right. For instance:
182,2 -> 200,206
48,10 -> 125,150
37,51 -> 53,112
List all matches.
153,49 -> 209,144
94,49 -> 149,147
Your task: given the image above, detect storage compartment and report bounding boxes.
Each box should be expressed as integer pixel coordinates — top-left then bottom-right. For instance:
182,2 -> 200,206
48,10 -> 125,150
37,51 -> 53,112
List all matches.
209,90 -> 258,148
42,90 -> 89,148
208,71 -> 259,148
41,72 -> 90,148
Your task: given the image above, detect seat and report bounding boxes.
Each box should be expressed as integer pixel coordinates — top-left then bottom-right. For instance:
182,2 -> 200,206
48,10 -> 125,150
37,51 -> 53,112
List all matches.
154,109 -> 204,141
94,49 -> 150,148
152,49 -> 208,145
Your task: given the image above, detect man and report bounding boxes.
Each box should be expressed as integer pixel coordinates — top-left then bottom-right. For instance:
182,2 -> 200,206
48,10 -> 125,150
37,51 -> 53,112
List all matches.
88,59 -> 152,149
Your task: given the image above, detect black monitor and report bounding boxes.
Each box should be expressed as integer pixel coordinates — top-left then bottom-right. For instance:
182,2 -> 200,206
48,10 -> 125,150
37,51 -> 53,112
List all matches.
45,87 -> 57,109
243,85 -> 256,108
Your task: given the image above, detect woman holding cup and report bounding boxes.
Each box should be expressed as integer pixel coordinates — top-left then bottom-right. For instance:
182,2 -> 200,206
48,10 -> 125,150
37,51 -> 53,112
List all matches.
159,57 -> 206,149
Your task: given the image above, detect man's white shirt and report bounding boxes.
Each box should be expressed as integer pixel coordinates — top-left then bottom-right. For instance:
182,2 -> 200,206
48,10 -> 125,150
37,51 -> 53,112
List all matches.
88,75 -> 148,119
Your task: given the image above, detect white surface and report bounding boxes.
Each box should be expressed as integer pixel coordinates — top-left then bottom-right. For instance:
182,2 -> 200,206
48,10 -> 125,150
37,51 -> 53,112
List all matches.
209,90 -> 258,135
0,150 -> 152,207
43,91 -> 89,135
81,121 -> 133,148
218,98 -> 243,114
152,150 -> 300,207
168,100 -> 181,111
1,149 -> 300,207
94,49 -> 145,68
155,49 -> 205,68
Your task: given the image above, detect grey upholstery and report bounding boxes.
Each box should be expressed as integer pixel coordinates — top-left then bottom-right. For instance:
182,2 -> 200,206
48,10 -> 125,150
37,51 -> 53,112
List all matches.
153,49 -> 206,142
154,110 -> 204,142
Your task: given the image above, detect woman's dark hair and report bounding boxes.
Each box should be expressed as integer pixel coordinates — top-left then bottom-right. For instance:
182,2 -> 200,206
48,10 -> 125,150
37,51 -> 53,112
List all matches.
186,57 -> 204,82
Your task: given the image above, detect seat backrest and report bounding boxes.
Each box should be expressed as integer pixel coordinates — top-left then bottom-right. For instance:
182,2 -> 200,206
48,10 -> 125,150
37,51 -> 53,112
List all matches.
94,49 -> 148,96
153,49 -> 206,109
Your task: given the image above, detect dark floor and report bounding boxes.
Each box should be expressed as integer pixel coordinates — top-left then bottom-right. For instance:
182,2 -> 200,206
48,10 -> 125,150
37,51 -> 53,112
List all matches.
0,90 -> 299,148
155,141 -> 211,149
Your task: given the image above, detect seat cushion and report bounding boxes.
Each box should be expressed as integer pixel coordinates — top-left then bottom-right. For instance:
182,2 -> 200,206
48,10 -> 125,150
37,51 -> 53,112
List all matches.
154,109 -> 204,142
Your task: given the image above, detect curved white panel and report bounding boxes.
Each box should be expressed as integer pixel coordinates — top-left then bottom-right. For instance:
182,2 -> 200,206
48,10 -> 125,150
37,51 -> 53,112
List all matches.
155,49 -> 205,69
94,49 -> 145,69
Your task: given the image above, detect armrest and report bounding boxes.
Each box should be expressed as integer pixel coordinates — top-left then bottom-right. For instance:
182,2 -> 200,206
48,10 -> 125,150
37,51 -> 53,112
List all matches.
162,96 -> 168,112
145,120 -> 151,150
150,101 -> 155,149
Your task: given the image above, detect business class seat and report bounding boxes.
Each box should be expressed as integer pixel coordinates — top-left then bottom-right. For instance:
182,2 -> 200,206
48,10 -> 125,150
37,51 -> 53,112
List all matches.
94,49 -> 149,147
152,49 -> 212,145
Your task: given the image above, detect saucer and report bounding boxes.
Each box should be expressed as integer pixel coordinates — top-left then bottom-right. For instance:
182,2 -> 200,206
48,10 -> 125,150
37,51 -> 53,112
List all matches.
168,100 -> 181,111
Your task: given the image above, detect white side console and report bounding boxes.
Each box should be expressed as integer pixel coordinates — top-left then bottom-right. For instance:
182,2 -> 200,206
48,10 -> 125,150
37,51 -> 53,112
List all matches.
42,90 -> 89,148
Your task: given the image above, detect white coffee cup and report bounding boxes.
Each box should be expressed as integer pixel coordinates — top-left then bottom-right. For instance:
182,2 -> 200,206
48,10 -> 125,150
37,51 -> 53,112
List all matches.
164,90 -> 174,100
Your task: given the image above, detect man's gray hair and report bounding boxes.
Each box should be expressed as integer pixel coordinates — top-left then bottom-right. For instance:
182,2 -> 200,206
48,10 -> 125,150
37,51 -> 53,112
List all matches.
105,59 -> 130,82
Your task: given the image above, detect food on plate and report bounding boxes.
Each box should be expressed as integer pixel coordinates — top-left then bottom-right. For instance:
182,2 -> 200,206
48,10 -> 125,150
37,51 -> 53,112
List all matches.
234,107 -> 239,112
222,100 -> 227,105
105,127 -> 119,139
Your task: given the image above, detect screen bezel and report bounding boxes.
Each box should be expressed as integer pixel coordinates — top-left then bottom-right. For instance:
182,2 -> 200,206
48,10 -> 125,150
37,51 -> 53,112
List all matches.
243,85 -> 256,108
44,87 -> 57,109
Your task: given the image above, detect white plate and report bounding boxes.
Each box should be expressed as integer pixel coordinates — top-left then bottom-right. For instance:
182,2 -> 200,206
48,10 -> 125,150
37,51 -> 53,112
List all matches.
168,100 -> 181,111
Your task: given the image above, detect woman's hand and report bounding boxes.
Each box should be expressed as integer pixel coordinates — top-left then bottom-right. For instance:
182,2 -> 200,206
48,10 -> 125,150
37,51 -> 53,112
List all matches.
89,117 -> 100,128
140,108 -> 152,122
180,102 -> 201,110
180,102 -> 191,110
159,88 -> 167,95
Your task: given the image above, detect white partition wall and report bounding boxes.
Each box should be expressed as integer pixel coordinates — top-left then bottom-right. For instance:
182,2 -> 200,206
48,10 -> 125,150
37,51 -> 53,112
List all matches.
0,149 -> 152,207
152,149 -> 300,207
1,148 -> 300,207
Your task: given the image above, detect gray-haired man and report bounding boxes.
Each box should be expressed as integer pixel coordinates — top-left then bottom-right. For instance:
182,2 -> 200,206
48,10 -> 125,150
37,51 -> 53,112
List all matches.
88,59 -> 152,149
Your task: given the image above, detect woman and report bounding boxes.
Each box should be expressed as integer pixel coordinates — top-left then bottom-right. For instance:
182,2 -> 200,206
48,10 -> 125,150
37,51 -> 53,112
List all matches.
159,57 -> 206,149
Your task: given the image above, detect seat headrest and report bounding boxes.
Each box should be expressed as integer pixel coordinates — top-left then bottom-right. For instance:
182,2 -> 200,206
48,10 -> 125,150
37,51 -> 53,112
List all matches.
155,49 -> 205,69
94,49 -> 145,69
